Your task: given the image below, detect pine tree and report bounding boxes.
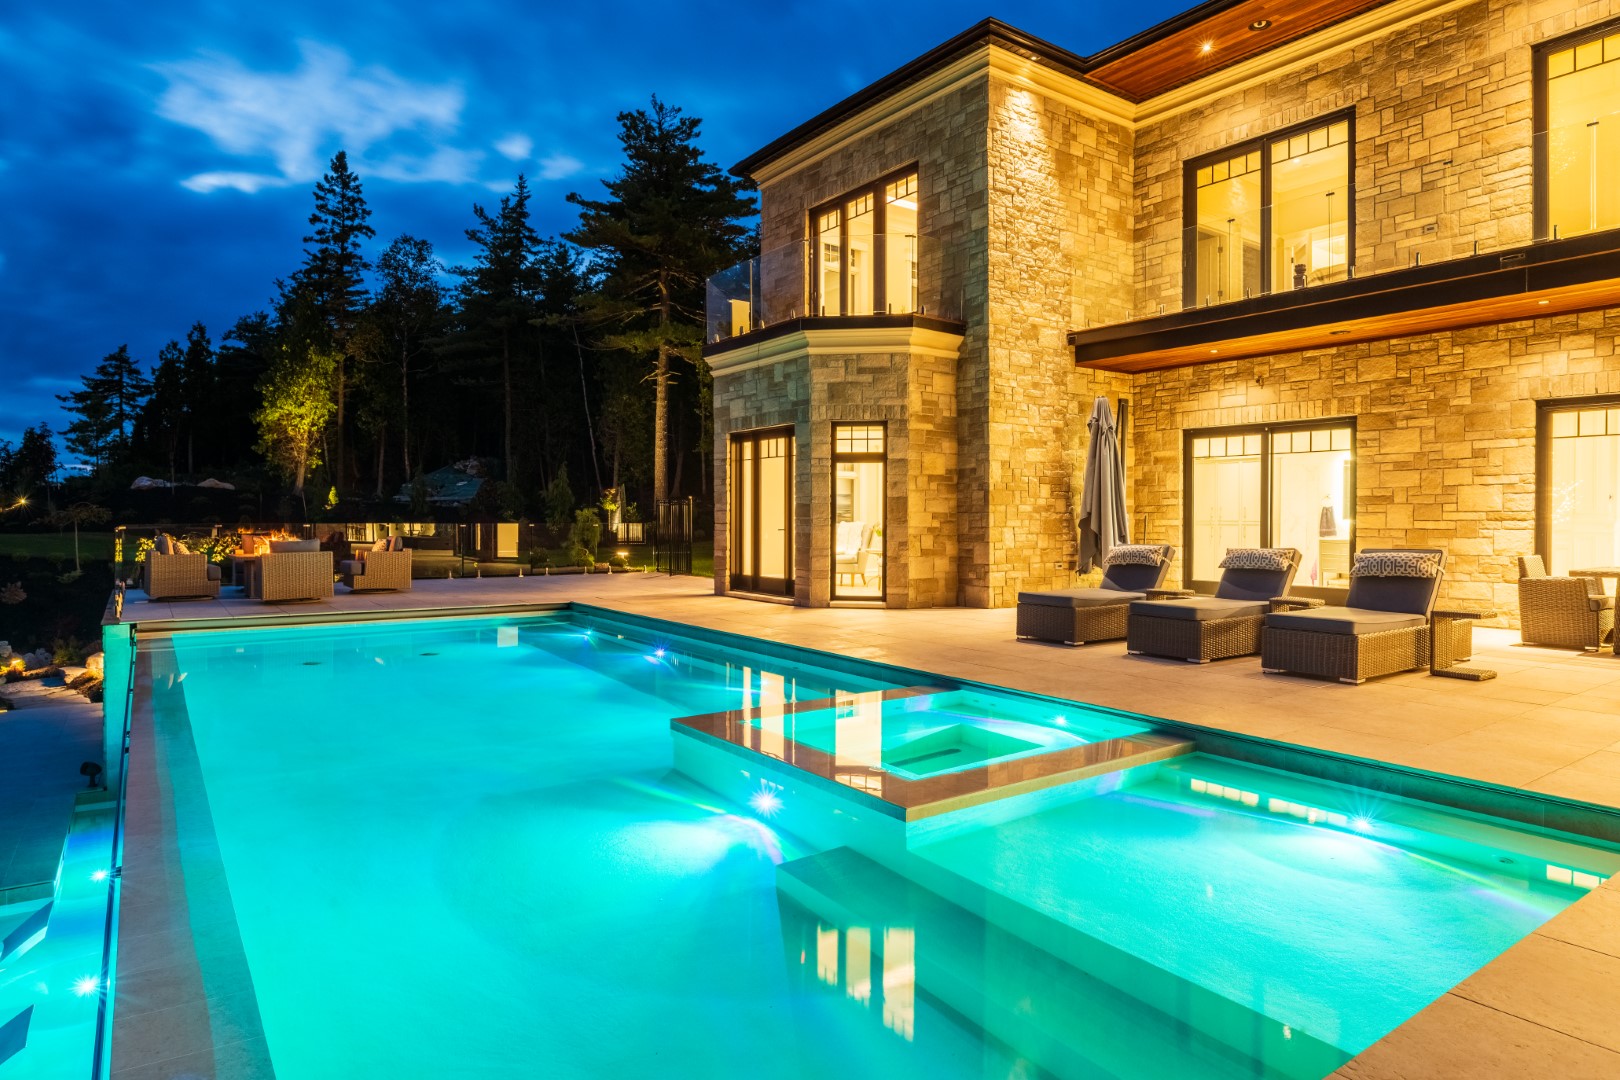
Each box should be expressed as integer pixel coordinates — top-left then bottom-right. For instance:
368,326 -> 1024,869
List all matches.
451,176 -> 542,485
145,339 -> 186,485
287,150 -> 375,492
368,235 -> 444,485
179,322 -> 214,474
58,345 -> 151,469
566,97 -> 755,505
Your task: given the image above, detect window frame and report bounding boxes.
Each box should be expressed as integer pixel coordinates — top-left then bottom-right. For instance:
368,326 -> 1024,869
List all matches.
1181,109 -> 1357,309
809,166 -> 920,318
1532,15 -> 1620,241
1534,393 -> 1620,568
1181,417 -> 1358,599
829,421 -> 887,603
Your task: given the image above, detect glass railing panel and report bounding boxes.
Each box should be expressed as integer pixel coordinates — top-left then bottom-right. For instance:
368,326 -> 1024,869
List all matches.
705,235 -> 956,344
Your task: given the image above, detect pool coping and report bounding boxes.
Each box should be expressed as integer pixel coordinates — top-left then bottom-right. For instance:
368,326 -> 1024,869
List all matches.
105,596 -> 1620,1079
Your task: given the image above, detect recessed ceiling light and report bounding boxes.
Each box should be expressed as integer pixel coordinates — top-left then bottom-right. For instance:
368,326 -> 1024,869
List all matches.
1200,40 -> 1214,54
1209,348 -> 1219,353
1537,299 -> 1550,305
1249,19 -> 1272,31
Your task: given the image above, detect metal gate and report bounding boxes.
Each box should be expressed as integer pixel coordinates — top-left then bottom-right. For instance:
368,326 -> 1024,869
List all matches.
654,497 -> 695,575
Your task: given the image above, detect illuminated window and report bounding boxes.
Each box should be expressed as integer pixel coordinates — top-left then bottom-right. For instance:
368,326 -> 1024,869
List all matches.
1539,21 -> 1620,238
1185,117 -> 1351,307
811,169 -> 919,316
832,423 -> 885,601
1539,400 -> 1620,574
1187,422 -> 1355,593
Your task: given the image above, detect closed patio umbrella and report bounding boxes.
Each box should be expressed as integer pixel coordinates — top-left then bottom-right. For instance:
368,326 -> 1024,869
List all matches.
1077,395 -> 1128,573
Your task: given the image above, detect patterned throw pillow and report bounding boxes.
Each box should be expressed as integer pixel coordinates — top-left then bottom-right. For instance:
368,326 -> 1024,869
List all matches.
172,539 -> 191,555
1103,544 -> 1164,566
1218,548 -> 1294,571
1352,551 -> 1441,578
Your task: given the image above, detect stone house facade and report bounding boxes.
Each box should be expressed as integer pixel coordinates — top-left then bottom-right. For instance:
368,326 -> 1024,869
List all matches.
705,0 -> 1620,625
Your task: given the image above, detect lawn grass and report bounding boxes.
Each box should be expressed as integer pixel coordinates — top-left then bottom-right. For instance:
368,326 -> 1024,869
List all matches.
0,532 -> 116,561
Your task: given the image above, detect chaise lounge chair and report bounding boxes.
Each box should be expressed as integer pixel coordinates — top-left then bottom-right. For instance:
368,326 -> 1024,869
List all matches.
1017,544 -> 1178,645
1261,548 -> 1446,684
1126,548 -> 1301,663
1516,555 -> 1613,651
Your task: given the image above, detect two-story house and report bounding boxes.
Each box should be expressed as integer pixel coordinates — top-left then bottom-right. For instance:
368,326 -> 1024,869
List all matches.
703,0 -> 1620,622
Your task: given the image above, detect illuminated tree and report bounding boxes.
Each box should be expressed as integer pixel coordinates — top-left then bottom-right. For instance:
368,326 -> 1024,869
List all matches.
254,344 -> 338,502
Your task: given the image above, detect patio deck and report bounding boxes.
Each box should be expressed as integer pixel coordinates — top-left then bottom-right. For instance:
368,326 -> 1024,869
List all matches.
112,573 -> 1620,1078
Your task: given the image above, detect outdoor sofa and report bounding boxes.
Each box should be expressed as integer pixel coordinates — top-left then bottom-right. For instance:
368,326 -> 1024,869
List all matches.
340,538 -> 412,592
1016,544 -> 1178,645
1126,547 -> 1302,663
1516,555 -> 1613,651
1260,548 -> 1446,684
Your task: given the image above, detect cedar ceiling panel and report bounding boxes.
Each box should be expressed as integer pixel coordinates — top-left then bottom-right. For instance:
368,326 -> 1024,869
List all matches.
1087,0 -> 1393,101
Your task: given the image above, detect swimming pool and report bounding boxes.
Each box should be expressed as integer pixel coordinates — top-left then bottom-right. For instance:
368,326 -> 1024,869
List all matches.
102,610 -> 1620,1078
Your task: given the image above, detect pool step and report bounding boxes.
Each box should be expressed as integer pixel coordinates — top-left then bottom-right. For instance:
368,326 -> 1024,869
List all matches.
779,846 -> 1347,1080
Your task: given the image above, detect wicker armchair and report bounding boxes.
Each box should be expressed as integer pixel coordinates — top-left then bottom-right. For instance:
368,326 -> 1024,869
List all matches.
340,549 -> 412,592
1517,555 -> 1613,651
1126,548 -> 1301,662
1261,548 -> 1446,684
1017,544 -> 1178,645
143,551 -> 220,601
255,550 -> 334,602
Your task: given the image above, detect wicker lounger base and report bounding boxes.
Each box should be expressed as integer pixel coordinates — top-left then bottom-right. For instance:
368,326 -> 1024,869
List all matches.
1016,601 -> 1130,645
1260,625 -> 1431,684
1126,613 -> 1265,663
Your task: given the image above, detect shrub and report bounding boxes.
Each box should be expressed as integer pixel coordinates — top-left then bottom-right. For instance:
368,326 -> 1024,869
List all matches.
545,467 -> 574,529
569,509 -> 601,558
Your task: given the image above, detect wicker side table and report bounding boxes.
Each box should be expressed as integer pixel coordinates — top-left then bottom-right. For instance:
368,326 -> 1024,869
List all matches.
1430,608 -> 1496,680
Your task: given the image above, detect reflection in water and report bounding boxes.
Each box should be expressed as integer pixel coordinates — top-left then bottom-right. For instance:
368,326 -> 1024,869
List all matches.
794,914 -> 917,1043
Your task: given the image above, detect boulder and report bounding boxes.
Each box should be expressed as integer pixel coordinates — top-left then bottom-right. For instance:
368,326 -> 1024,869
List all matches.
84,651 -> 104,676
130,476 -> 172,490
197,478 -> 236,490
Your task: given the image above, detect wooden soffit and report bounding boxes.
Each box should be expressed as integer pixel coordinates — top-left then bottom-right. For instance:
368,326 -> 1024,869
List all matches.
1069,232 -> 1620,373
1085,0 -> 1395,100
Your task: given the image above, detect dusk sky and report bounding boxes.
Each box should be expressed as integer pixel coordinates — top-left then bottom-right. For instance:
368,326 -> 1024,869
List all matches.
0,1 -> 1185,451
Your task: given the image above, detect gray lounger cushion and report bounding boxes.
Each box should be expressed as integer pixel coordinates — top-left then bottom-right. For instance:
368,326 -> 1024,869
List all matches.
338,560 -> 365,575
1267,606 -> 1428,635
1130,597 -> 1267,621
1019,588 -> 1146,610
1592,596 -> 1615,612
206,563 -> 222,581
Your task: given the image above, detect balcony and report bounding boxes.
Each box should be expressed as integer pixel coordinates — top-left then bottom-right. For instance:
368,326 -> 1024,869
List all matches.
1072,117 -> 1620,371
704,236 -> 963,356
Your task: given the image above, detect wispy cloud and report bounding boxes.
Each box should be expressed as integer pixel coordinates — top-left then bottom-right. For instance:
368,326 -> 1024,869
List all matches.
537,153 -> 583,181
494,133 -> 532,161
154,42 -> 474,192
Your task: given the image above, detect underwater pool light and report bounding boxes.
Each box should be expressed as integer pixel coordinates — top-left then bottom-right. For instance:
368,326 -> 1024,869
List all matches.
73,975 -> 100,997
749,782 -> 784,819
655,648 -> 666,658
90,869 -> 108,882
1352,816 -> 1374,833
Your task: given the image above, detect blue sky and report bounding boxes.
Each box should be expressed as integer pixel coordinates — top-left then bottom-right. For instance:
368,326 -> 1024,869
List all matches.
0,1 -> 1186,449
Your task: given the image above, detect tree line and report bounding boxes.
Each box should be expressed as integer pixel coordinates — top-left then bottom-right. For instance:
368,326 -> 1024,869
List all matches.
19,97 -> 755,523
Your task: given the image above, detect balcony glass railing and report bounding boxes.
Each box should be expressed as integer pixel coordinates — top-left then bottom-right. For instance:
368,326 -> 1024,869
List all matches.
1100,115 -> 1620,328
705,235 -> 959,344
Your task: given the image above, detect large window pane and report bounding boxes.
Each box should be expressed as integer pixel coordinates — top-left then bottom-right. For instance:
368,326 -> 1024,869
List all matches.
1270,122 -> 1350,292
1270,425 -> 1354,589
1189,438 -> 1261,581
816,209 -> 842,316
1546,34 -> 1620,238
884,175 -> 918,314
1547,406 -> 1620,574
846,193 -> 875,316
758,436 -> 789,579
1193,152 -> 1262,307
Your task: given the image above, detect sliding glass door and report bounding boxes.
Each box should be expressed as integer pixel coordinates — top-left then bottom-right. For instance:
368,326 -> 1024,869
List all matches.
730,428 -> 794,596
1185,421 -> 1355,596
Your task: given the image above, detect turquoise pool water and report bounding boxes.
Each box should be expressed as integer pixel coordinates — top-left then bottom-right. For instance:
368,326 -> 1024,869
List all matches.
130,611 -> 1617,1079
